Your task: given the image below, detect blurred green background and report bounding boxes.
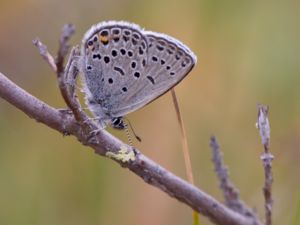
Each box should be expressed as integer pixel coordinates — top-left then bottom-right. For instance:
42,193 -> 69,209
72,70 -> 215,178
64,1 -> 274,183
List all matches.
0,0 -> 300,224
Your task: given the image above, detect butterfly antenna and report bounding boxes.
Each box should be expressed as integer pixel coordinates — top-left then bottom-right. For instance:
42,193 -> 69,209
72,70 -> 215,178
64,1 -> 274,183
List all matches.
124,118 -> 142,142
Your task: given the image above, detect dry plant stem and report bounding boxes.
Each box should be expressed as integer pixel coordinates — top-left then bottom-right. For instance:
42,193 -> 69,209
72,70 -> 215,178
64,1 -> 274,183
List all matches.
60,47 -> 87,122
257,105 -> 273,225
33,36 -> 86,125
170,88 -> 194,183
55,25 -> 88,125
32,38 -> 57,72
56,24 -> 76,107
0,71 -> 263,225
210,136 -> 258,220
170,88 -> 199,224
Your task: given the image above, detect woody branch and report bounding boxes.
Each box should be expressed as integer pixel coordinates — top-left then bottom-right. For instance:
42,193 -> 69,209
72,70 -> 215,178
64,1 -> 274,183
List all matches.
0,24 -> 263,225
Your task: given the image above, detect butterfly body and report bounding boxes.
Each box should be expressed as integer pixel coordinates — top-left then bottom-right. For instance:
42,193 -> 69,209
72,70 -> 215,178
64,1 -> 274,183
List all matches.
80,21 -> 196,128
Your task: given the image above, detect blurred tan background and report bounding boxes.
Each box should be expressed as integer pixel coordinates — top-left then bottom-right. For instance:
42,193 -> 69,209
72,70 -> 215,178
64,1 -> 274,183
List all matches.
0,0 -> 300,224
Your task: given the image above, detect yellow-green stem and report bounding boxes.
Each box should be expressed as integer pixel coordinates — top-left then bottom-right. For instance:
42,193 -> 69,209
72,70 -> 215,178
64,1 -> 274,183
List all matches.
171,88 -> 199,225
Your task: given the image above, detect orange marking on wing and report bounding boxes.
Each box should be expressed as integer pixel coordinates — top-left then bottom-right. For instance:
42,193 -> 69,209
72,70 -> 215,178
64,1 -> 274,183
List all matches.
99,35 -> 109,42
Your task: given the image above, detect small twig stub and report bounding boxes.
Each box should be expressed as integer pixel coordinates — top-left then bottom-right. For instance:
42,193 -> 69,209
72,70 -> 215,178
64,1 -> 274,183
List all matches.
210,136 -> 258,220
33,38 -> 57,72
257,104 -> 274,225
56,24 -> 76,70
257,104 -> 270,150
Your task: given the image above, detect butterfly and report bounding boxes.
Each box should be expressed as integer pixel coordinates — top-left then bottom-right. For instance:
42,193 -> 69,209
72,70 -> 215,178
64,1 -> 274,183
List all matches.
80,21 -> 197,129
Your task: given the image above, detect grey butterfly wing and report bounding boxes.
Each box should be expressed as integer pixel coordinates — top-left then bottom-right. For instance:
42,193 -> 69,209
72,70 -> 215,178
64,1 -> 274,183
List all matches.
81,21 -> 196,121
108,30 -> 197,116
80,21 -> 148,120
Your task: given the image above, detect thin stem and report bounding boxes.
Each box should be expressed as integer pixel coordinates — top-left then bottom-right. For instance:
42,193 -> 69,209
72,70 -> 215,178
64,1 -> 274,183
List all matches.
257,104 -> 273,225
171,88 -> 199,225
170,88 -> 194,183
32,38 -> 57,72
210,136 -> 257,219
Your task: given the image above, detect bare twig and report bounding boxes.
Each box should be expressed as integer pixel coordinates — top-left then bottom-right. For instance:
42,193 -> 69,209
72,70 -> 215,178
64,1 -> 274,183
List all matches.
33,29 -> 87,126
55,25 -> 88,124
32,38 -> 57,72
0,72 -> 77,135
257,104 -> 273,225
56,24 -> 75,73
210,136 -> 257,220
0,71 -> 262,225
0,24 -> 265,225
60,46 -> 89,124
